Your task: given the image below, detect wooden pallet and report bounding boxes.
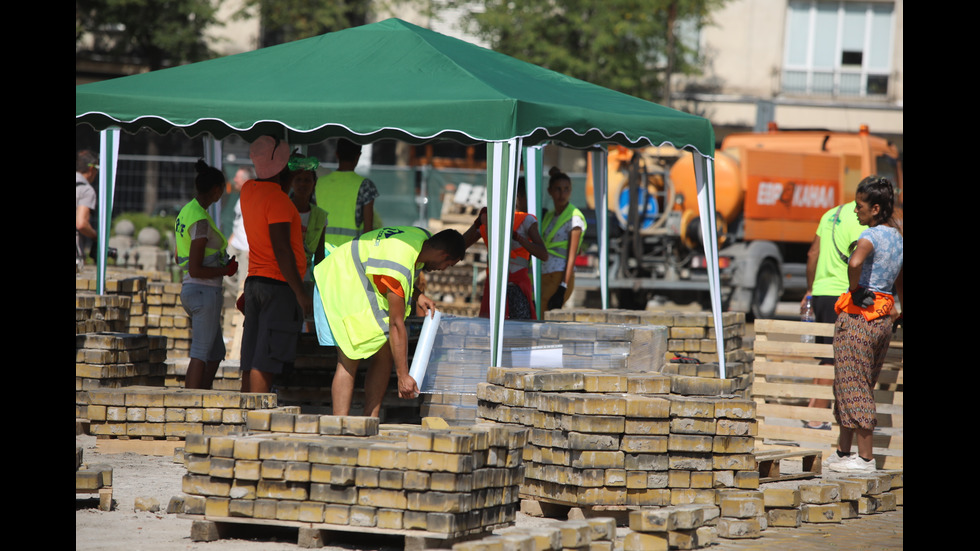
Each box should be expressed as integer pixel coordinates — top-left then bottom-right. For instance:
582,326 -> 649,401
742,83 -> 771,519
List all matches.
183,514 -> 494,550
751,318 -> 903,469
755,448 -> 823,483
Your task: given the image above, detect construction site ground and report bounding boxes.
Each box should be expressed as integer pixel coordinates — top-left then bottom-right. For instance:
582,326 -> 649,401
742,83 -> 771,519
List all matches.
76,300 -> 902,549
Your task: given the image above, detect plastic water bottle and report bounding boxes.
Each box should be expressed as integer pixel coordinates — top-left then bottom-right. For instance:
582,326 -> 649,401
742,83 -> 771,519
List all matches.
800,295 -> 815,343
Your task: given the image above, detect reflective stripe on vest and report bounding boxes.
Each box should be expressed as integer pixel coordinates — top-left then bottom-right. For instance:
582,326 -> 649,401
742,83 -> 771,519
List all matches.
175,198 -> 227,269
542,205 -> 586,260
315,171 -> 363,247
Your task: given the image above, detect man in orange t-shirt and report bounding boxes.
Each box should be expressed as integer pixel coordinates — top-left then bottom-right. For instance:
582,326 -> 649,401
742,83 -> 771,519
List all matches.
239,136 -> 312,394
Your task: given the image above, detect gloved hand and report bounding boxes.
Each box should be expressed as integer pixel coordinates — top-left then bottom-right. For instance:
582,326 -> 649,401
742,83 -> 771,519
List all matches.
225,256 -> 239,277
547,283 -> 566,310
850,286 -> 875,308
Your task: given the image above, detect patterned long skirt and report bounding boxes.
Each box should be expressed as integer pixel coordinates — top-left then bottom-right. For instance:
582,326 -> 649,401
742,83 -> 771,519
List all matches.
832,313 -> 892,430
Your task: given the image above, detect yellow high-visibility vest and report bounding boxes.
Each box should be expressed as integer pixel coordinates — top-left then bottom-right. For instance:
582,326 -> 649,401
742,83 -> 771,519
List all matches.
313,226 -> 429,359
175,198 -> 227,270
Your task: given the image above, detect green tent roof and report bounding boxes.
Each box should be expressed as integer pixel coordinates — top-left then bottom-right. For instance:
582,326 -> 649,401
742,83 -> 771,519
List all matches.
76,18 -> 714,155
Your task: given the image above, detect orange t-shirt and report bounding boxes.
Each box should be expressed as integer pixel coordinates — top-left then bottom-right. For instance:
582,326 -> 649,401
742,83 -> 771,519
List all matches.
241,180 -> 307,281
373,275 -> 404,298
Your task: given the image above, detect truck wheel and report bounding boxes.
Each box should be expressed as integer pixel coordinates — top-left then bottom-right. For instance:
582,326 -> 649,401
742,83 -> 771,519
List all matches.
751,260 -> 781,319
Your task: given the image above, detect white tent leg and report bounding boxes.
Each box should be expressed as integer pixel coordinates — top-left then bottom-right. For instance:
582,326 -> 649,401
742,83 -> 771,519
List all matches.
589,147 -> 609,310
523,145 -> 545,318
487,139 -> 520,367
96,128 -> 120,295
694,156 -> 726,378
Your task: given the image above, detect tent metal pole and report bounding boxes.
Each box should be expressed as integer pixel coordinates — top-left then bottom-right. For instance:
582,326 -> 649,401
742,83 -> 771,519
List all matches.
487,139 -> 520,368
96,128 -> 120,295
694,155 -> 726,378
523,145 -> 545,318
590,147 -> 609,310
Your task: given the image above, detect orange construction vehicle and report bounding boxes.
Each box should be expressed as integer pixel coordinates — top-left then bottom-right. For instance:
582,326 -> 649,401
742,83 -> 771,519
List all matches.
582,124 -> 903,318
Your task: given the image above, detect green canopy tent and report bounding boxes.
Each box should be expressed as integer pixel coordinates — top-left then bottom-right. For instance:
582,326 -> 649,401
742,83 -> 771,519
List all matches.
76,18 -> 727,375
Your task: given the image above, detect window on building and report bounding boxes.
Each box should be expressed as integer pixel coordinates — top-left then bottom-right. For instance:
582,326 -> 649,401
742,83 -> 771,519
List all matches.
782,1 -> 895,98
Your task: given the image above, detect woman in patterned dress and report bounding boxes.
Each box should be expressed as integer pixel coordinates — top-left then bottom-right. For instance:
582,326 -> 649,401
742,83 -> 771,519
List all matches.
827,176 -> 903,473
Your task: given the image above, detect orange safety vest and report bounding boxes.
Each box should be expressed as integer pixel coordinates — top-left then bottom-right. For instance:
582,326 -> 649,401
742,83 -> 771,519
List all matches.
834,290 -> 895,321
479,211 -> 532,268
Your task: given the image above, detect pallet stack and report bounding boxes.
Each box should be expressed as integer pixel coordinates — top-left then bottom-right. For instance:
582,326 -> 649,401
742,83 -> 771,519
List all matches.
79,386 -> 277,439
475,366 -> 759,510
75,332 -> 168,393
176,415 -> 528,540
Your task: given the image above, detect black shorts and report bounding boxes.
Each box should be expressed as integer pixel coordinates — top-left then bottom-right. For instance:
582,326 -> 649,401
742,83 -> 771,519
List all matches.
240,276 -> 303,375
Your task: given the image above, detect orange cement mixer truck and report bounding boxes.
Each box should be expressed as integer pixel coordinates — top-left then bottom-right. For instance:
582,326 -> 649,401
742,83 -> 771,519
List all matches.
582,124 -> 903,318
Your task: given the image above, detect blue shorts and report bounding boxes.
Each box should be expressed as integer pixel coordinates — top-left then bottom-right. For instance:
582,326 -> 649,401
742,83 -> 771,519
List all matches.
312,244 -> 337,346
180,283 -> 226,362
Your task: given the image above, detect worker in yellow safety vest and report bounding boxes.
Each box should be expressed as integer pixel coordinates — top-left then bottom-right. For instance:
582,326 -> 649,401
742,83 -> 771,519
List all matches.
175,160 -> 239,390
313,226 -> 465,417
540,167 -> 587,313
314,139 -> 378,247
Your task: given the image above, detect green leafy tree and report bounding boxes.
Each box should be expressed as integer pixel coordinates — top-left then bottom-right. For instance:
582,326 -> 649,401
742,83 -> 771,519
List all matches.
76,0 -> 222,70
455,0 -> 724,104
236,0 -> 370,46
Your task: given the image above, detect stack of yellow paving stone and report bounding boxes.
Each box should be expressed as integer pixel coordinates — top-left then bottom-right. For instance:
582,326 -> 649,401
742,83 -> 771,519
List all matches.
715,490 -> 767,539
760,472 -> 902,529
79,386 -> 277,439
75,332 -> 168,392
475,366 -> 759,510
176,413 -> 529,540
75,293 -> 131,334
75,275 -> 149,335
145,281 -> 192,357
625,505 -> 720,550
453,517 -> 618,551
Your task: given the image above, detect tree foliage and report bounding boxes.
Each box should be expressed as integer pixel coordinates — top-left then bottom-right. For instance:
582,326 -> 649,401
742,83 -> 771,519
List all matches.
76,0 -> 222,70
456,0 -> 724,103
235,0 -> 371,46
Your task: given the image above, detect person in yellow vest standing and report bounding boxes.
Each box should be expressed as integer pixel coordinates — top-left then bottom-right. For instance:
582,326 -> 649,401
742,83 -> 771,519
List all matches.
313,227 -> 465,417
540,166 -> 587,314
175,160 -> 239,389
315,139 -> 378,247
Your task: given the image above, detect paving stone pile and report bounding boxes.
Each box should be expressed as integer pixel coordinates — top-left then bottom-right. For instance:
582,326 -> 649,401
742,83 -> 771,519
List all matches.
75,332 -> 168,392
78,386 -> 277,439
175,414 -> 529,538
452,517 -> 618,551
476,366 -> 759,510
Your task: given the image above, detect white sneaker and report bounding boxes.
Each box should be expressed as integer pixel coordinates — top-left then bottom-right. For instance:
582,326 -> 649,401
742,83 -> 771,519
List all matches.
823,452 -> 852,468
828,454 -> 876,473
